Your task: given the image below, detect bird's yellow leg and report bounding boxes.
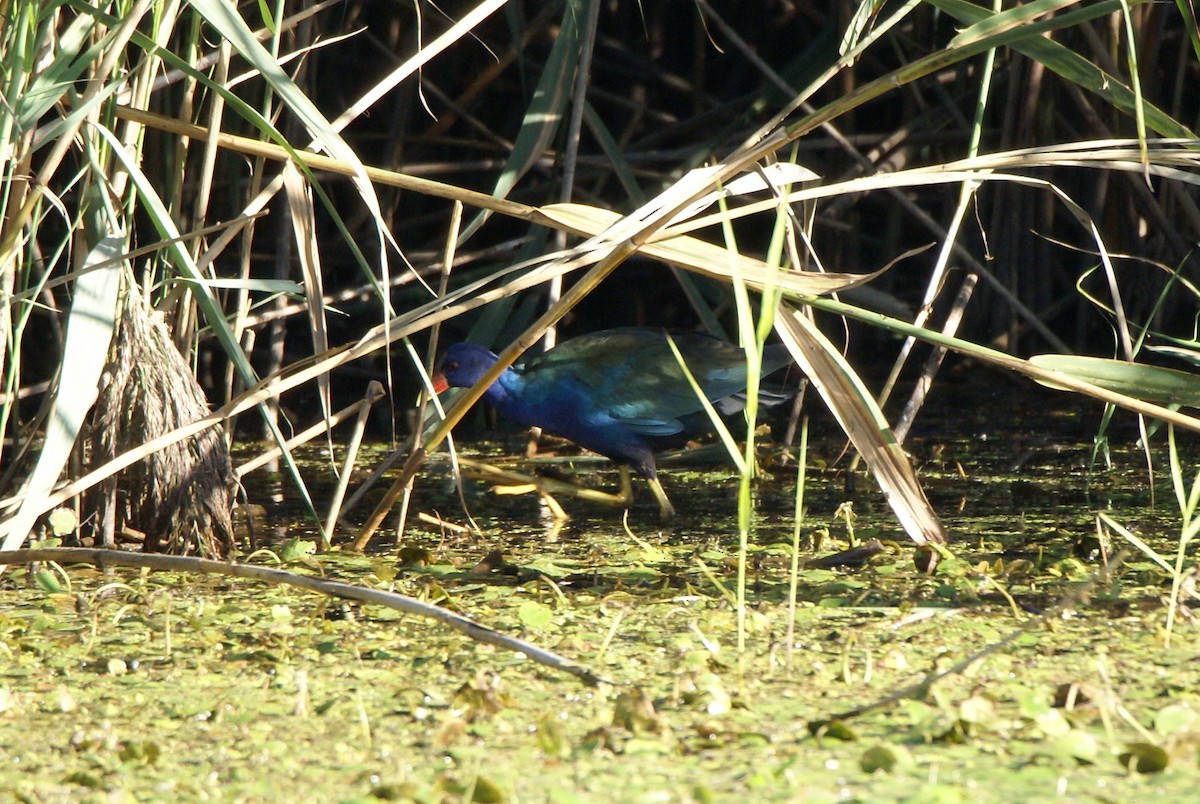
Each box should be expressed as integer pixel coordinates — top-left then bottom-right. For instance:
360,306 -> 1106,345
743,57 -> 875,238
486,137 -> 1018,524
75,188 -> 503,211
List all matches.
645,475 -> 676,520
616,466 -> 633,507
459,459 -> 569,519
456,457 -> 635,514
491,481 -> 569,520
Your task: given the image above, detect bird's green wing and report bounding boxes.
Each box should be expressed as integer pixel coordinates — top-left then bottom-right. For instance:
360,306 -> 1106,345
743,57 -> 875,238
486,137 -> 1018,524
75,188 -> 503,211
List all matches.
522,329 -> 760,432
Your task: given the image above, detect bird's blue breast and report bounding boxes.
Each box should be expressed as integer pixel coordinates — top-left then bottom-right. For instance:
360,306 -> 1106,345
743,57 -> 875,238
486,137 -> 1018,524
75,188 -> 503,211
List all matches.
496,373 -> 656,469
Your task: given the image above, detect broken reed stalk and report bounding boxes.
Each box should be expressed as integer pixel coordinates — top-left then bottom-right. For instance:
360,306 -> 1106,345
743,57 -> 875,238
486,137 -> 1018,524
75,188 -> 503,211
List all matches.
323,381 -> 385,541
0,547 -> 605,685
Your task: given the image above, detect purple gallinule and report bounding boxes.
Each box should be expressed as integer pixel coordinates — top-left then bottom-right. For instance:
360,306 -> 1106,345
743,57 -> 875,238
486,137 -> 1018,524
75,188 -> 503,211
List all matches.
431,328 -> 791,518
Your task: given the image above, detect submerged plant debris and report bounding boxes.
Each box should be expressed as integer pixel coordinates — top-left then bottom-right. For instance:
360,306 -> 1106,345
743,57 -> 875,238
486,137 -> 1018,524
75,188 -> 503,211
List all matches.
3,388 -> 1200,801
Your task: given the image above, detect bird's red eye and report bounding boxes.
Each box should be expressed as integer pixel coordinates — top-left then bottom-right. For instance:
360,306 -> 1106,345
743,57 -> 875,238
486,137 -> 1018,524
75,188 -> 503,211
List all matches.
446,360 -> 459,373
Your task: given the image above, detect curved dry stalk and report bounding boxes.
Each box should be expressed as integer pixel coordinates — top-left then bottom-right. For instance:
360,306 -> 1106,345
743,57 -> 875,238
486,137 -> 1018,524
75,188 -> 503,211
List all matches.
663,142 -> 1200,238
114,105 -> 555,227
0,547 -> 605,686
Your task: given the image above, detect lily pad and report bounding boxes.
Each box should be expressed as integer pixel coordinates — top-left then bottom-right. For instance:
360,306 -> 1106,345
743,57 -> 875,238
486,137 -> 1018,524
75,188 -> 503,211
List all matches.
860,743 -> 914,773
1118,742 -> 1169,774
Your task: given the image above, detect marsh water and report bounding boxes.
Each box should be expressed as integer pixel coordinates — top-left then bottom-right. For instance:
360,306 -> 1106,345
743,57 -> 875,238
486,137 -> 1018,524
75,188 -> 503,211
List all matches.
3,372 -> 1199,801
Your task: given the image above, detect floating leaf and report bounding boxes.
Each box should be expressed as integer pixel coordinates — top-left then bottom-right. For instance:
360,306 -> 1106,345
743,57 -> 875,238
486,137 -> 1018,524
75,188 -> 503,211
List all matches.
467,774 -> 505,803
1013,686 -> 1051,720
817,597 -> 851,608
34,570 -> 62,593
47,508 -> 79,537
808,719 -> 857,741
959,696 -> 997,728
517,600 -> 553,630
522,558 -> 576,578
118,740 -> 161,765
64,771 -> 104,789
860,743 -> 914,773
369,559 -> 399,583
369,781 -> 420,801
536,712 -> 570,759
278,539 -> 317,562
612,688 -> 663,734
1155,704 -> 1200,736
1035,709 -> 1072,738
1119,742 -> 1169,773
1052,730 -> 1099,764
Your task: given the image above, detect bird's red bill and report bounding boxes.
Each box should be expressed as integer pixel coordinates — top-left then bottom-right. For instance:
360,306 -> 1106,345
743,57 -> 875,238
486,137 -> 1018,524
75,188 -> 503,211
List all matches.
431,372 -> 448,393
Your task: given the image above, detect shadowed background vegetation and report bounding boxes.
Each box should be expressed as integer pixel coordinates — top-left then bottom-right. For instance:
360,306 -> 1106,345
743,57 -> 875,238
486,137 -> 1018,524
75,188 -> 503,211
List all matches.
4,1 -> 1198,556
2,0 -> 1199,556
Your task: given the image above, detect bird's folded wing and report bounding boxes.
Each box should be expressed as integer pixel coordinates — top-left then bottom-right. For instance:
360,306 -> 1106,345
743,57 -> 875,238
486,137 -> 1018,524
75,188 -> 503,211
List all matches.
525,329 -> 779,424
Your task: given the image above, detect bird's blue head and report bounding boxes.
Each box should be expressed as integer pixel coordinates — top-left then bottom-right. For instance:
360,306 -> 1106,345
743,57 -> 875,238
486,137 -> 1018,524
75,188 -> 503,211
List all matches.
432,342 -> 502,392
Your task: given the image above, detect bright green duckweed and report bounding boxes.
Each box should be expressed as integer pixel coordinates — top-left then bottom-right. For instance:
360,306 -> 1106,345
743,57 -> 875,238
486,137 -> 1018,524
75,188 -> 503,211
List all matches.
3,409 -> 1199,801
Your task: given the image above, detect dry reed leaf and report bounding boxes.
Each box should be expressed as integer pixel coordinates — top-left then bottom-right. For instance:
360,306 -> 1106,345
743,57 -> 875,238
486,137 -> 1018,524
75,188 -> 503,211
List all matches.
282,162 -> 332,423
0,234 -> 123,553
775,306 -> 948,546
539,203 -> 883,297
